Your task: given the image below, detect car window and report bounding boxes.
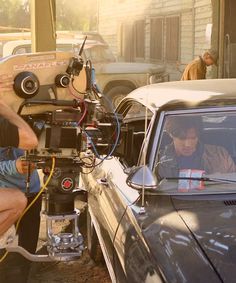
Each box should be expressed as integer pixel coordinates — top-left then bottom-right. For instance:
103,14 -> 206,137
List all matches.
117,101 -> 153,167
13,45 -> 31,54
123,102 -> 153,121
155,110 -> 236,195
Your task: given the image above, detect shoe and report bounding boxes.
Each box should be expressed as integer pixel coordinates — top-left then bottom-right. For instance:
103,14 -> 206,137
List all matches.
0,225 -> 16,249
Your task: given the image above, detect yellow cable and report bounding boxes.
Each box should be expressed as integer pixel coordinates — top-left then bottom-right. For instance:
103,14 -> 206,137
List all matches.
0,157 -> 56,263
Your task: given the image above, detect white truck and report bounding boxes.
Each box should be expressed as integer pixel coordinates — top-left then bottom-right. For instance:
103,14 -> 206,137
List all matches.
2,35 -> 168,107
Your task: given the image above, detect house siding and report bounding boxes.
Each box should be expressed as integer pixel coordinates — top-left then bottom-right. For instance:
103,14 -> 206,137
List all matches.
98,0 -> 213,80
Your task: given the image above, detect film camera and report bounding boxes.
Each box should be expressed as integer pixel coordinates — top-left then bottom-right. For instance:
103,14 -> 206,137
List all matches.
0,48 -> 123,261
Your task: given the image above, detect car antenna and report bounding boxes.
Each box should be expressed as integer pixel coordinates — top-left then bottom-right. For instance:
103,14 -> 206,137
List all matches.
79,35 -> 87,56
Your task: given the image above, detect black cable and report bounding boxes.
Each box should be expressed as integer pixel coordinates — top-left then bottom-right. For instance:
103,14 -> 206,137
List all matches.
81,166 -> 95,175
71,77 -> 88,95
70,59 -> 93,95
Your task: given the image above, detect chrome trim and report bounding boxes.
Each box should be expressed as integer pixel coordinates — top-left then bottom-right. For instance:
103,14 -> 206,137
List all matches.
149,111 -> 166,169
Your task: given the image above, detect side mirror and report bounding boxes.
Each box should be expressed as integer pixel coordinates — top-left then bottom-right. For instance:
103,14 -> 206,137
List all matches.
126,165 -> 158,191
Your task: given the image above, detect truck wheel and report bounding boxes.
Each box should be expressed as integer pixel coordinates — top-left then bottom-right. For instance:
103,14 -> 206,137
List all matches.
87,209 -> 104,263
106,86 -> 134,109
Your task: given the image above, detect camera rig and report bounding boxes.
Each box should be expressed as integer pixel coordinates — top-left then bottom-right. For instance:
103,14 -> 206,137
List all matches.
0,44 -> 127,261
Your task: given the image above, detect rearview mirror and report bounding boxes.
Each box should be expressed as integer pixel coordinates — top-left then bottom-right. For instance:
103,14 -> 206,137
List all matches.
126,165 -> 158,191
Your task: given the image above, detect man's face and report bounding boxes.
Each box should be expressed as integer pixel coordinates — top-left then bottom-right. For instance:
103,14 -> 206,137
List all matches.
204,54 -> 215,66
172,128 -> 199,156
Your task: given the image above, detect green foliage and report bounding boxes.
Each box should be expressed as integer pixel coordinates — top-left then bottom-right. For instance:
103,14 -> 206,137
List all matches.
0,0 -> 30,29
0,0 -> 97,32
56,0 -> 98,31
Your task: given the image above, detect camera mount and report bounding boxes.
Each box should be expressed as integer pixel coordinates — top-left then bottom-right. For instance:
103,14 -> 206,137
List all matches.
1,47 -> 125,262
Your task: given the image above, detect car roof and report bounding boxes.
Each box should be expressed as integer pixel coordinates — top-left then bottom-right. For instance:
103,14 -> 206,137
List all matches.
125,79 -> 236,111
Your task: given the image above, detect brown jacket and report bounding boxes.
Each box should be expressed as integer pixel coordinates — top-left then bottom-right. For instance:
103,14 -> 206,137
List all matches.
158,143 -> 236,178
181,56 -> 207,80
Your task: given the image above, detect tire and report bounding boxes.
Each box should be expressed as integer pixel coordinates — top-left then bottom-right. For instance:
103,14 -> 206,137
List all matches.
105,85 -> 134,109
87,209 -> 104,263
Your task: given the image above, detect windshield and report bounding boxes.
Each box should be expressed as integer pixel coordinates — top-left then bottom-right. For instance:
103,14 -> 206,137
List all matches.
155,110 -> 236,195
84,45 -> 116,63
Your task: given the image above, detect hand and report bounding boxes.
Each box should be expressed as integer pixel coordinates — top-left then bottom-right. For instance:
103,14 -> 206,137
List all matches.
0,98 -> 38,150
15,158 -> 36,174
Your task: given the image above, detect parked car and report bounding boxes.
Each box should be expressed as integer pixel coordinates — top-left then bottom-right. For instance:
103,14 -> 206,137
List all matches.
2,36 -> 168,107
82,79 -> 236,283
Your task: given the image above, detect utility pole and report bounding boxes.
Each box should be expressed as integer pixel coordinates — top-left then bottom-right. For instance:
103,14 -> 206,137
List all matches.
30,0 -> 56,52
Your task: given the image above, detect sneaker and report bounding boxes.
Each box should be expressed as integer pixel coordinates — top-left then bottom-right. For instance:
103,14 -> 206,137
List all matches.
0,225 -> 16,249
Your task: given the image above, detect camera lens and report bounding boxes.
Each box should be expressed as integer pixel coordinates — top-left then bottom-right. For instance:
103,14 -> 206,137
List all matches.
55,74 -> 70,88
14,72 -> 39,99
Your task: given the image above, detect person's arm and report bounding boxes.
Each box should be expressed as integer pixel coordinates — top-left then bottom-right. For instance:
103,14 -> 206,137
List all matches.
219,147 -> 236,173
187,64 -> 199,80
0,100 -> 38,150
181,61 -> 200,81
0,159 -> 19,176
0,158 -> 36,176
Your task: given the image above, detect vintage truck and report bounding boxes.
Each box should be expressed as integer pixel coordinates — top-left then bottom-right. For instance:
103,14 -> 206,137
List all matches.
2,36 -> 168,107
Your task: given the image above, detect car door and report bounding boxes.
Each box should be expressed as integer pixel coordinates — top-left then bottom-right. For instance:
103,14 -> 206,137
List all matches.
85,99 -> 154,280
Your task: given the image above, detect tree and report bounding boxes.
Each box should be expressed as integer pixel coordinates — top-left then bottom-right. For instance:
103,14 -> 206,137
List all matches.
0,0 -> 30,31
0,0 -> 98,33
56,0 -> 98,31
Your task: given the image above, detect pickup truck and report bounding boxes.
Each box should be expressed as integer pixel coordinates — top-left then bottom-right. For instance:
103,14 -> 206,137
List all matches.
2,36 -> 168,107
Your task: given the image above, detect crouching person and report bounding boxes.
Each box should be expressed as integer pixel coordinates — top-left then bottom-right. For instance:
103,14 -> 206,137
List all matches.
0,99 -> 39,283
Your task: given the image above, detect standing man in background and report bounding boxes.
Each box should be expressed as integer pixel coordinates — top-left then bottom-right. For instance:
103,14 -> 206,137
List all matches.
181,49 -> 218,80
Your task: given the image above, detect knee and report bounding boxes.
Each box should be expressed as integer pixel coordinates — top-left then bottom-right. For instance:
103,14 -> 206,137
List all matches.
13,190 -> 27,214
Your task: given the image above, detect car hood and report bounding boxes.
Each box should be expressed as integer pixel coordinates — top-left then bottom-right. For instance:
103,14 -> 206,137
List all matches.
137,195 -> 236,283
94,62 -> 165,74
173,197 -> 236,283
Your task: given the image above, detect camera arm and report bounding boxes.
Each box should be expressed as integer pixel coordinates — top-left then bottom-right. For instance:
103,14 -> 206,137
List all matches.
18,99 -> 81,115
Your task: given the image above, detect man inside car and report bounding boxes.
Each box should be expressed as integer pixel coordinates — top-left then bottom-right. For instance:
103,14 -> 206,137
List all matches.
157,116 -> 236,178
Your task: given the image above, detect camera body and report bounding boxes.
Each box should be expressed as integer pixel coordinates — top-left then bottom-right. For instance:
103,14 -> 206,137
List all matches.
27,110 -> 82,159
0,51 -> 87,115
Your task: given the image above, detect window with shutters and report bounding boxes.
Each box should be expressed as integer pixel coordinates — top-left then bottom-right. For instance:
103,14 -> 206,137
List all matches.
120,23 -> 134,62
150,17 -> 163,61
165,16 -> 180,62
134,19 -> 145,59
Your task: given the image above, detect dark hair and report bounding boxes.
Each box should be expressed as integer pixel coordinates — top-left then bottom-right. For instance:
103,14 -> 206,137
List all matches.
165,116 -> 201,139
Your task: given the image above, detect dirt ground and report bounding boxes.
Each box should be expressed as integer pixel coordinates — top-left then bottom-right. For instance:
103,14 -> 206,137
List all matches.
28,251 -> 111,283
27,199 -> 111,283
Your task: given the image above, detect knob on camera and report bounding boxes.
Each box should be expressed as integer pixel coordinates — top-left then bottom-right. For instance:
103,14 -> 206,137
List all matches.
13,71 -> 40,99
55,74 -> 70,88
